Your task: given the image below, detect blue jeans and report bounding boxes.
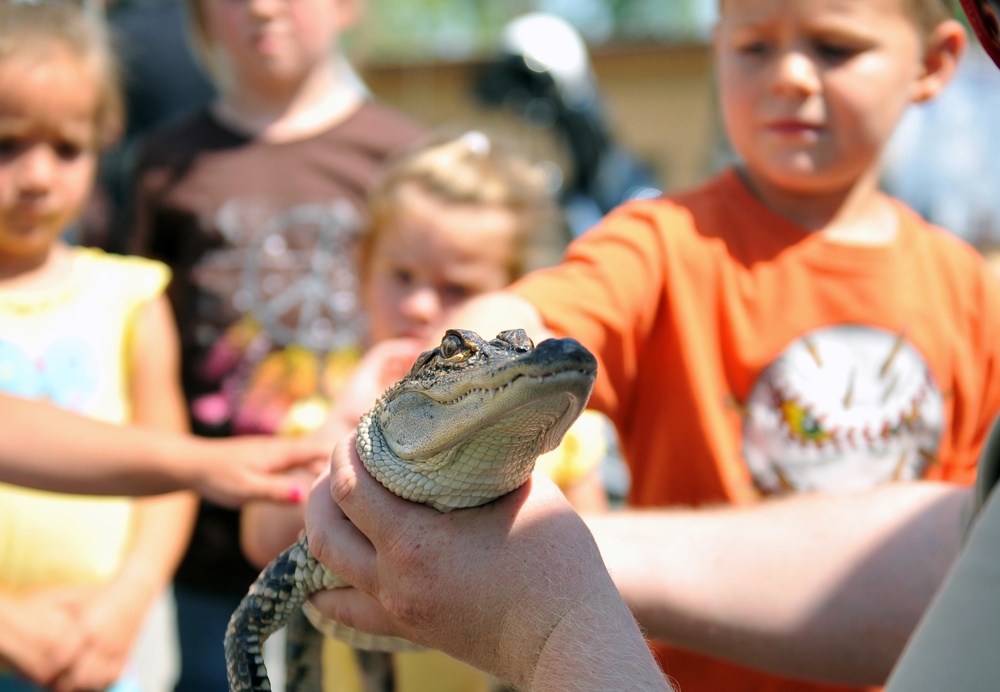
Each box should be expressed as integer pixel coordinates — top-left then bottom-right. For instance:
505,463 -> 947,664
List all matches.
0,672 -> 141,692
173,585 -> 242,692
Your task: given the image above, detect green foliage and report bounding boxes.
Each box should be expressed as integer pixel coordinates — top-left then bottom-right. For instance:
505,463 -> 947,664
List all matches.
361,0 -> 716,62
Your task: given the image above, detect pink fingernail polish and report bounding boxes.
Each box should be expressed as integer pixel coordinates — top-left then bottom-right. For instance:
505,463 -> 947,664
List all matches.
287,486 -> 305,503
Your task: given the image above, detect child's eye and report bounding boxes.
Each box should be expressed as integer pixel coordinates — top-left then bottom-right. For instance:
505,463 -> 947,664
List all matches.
392,268 -> 414,286
54,141 -> 86,161
443,284 -> 473,302
0,136 -> 23,157
814,41 -> 858,62
737,40 -> 771,56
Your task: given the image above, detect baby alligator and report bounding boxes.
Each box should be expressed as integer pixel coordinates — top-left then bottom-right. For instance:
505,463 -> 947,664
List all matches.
225,328 -> 597,691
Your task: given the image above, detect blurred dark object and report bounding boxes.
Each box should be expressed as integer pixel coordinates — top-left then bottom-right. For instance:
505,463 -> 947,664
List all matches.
93,0 -> 217,252
959,0 -> 1000,68
111,0 -> 216,141
473,13 -> 661,238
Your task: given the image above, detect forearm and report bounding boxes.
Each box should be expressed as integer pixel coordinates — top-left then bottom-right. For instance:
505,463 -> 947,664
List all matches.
441,291 -> 550,344
0,587 -> 84,684
884,487 -> 1000,690
0,395 -> 207,495
531,579 -> 673,691
587,482 -> 971,686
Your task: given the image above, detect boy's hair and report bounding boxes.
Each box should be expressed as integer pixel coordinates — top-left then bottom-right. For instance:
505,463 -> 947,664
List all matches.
907,0 -> 959,36
718,0 -> 955,37
364,130 -> 561,281
0,1 -> 123,149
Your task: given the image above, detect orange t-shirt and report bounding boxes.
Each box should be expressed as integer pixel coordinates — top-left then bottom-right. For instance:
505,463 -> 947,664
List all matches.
511,169 -> 1000,692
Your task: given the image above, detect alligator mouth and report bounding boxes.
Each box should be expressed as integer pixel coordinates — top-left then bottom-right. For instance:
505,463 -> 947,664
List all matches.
431,367 -> 595,406
380,368 -> 595,462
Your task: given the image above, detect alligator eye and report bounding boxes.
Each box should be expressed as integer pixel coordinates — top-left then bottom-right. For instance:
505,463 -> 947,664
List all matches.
439,333 -> 465,360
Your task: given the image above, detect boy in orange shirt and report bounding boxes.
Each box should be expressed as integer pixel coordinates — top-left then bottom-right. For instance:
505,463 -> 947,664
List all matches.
309,0 -> 1000,690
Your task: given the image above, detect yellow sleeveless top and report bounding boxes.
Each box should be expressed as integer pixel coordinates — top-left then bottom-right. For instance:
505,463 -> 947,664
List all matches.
0,248 -> 170,588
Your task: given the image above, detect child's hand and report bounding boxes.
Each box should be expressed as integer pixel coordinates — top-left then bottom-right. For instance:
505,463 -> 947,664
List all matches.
50,586 -> 143,692
318,338 -> 426,442
193,434 -> 330,507
0,588 -> 85,687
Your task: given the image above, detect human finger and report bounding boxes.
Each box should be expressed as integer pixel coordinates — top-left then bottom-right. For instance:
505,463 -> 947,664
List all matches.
308,585 -> 402,640
206,474 -> 309,508
303,458 -> 379,594
322,430 -> 439,546
258,436 -> 332,473
51,649 -> 120,692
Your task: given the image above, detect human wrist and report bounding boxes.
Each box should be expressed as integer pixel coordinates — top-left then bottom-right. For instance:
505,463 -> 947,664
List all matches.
168,434 -> 218,496
129,428 -> 197,492
529,577 -> 671,691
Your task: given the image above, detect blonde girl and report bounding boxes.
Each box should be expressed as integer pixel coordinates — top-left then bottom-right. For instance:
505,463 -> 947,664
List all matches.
242,130 -> 613,692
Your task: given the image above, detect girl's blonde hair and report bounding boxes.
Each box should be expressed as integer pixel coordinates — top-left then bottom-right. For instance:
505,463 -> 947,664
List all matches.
365,130 -> 562,281
0,1 -> 123,149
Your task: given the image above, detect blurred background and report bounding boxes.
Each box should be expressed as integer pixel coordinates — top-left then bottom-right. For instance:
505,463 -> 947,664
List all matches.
353,0 -> 719,197
341,0 -> 1000,247
104,0 -> 1000,248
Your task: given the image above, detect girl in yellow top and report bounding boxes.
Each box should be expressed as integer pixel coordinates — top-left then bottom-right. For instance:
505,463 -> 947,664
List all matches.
0,4 -> 197,691
241,131 -> 613,691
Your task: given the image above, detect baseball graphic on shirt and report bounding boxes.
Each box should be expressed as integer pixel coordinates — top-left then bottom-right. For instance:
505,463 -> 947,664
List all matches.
741,325 -> 943,494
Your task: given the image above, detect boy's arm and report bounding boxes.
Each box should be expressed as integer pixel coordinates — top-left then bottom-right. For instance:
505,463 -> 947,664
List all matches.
559,466 -> 609,512
884,485 -> 1000,690
439,291 -> 551,344
586,482 -> 970,686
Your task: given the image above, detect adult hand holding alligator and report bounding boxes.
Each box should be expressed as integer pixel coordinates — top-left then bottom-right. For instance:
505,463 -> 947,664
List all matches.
305,439 -> 669,691
224,328 -> 671,691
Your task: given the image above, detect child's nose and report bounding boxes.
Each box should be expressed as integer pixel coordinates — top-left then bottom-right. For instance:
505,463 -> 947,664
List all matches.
248,0 -> 283,18
401,286 -> 442,325
17,145 -> 58,192
771,50 -> 820,96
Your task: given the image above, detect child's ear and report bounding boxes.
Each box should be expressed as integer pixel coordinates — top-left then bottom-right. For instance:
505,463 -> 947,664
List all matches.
913,19 -> 967,103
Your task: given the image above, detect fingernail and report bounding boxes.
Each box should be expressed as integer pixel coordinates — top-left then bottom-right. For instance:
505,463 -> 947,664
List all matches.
287,486 -> 305,503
